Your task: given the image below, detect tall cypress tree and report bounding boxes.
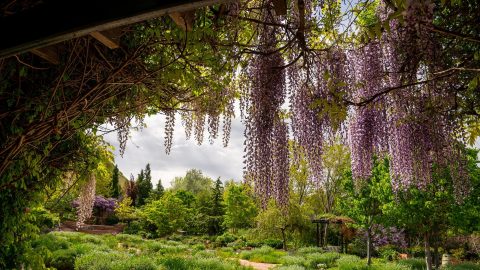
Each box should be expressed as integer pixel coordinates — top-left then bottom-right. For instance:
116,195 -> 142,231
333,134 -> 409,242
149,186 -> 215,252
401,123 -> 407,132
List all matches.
136,164 -> 153,206
111,165 -> 120,198
156,179 -> 164,197
209,177 -> 225,234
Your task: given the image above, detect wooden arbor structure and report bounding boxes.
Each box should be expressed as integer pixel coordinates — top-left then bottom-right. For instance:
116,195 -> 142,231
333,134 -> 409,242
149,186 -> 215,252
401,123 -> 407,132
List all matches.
0,0 -> 288,62
312,216 -> 354,253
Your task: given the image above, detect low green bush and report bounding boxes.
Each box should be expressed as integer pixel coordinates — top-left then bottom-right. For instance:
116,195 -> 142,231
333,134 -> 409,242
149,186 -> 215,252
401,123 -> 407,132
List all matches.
32,233 -> 70,251
408,246 -> 425,258
348,238 -> 368,258
123,220 -> 144,235
192,243 -> 206,251
274,266 -> 306,270
280,255 -> 307,266
442,262 -> 480,270
159,256 -> 249,270
216,233 -> 238,246
239,245 -> 287,264
396,258 -> 426,270
227,239 -> 246,249
49,249 -> 77,270
194,250 -> 217,258
263,239 -> 284,249
75,251 -> 157,270
115,233 -> 144,245
245,240 -> 263,248
378,246 -> 400,261
74,251 -> 124,270
217,247 -> 236,258
31,206 -> 60,231
296,246 -> 322,255
304,252 -> 340,268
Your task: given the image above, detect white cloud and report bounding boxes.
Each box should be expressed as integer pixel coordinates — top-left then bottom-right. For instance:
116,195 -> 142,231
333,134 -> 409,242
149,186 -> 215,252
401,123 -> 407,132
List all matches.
103,111 -> 245,188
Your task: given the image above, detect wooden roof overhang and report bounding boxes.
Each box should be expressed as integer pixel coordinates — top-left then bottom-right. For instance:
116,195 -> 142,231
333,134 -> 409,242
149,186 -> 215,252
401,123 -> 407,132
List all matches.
0,0 -> 226,59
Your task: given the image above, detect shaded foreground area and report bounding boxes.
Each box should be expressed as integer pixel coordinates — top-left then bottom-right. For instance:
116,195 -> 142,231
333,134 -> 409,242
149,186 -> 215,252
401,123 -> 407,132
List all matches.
31,231 -> 480,270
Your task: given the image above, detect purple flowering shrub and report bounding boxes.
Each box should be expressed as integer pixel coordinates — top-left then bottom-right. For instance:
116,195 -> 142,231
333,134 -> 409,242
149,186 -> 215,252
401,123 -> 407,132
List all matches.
368,224 -> 407,250
73,195 -> 118,225
93,196 -> 117,213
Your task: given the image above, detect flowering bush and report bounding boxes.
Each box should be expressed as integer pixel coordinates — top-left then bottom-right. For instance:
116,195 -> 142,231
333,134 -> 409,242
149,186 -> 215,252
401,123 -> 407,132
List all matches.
369,225 -> 407,249
93,196 -> 117,213
73,195 -> 117,225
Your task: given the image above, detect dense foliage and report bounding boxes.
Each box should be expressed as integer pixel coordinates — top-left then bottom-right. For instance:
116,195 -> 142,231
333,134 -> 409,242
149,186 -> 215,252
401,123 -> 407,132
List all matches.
1,0 -> 480,268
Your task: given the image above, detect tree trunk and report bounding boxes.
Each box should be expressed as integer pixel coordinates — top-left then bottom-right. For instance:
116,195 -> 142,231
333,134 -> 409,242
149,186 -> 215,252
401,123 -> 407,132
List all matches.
433,233 -> 439,269
281,228 -> 287,251
424,232 -> 433,270
367,226 -> 372,266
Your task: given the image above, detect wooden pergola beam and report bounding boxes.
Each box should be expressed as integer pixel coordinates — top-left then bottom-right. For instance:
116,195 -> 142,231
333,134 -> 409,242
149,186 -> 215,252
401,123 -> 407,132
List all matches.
0,0 -> 225,59
90,28 -> 123,49
30,46 -> 60,65
169,11 -> 196,31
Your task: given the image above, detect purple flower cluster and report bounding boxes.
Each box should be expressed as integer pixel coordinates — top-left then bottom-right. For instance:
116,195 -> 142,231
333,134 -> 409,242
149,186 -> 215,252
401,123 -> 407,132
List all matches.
364,224 -> 407,249
244,8 -> 289,207
93,196 -> 117,213
74,195 -> 117,213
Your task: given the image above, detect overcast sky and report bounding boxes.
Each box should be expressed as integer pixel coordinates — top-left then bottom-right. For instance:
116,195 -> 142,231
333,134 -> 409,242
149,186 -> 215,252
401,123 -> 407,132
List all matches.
103,112 -> 245,188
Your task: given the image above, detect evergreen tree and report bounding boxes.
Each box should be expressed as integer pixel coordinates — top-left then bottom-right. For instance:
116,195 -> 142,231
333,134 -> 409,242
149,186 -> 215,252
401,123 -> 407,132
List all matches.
156,179 -> 164,196
150,179 -> 165,200
110,165 -> 120,198
209,177 -> 225,234
136,164 -> 153,206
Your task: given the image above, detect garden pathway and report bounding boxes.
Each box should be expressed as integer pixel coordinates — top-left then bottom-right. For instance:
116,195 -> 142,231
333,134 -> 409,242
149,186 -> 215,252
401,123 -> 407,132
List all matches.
239,259 -> 277,270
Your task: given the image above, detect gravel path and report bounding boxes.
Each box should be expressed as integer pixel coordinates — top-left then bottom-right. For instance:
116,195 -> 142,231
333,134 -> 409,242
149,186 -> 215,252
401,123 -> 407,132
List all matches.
239,259 -> 277,270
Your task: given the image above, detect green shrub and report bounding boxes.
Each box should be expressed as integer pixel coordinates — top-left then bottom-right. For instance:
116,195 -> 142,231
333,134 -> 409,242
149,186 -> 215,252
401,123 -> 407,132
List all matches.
378,246 -> 399,261
396,258 -> 426,270
305,252 -> 340,268
227,239 -> 246,249
194,250 -> 217,258
49,249 -> 77,270
31,206 -> 60,231
216,233 -> 238,246
32,233 -> 70,251
159,256 -> 190,270
114,256 -> 158,270
451,248 -> 467,260
408,246 -> 425,258
105,215 -> 119,225
348,238 -> 368,258
296,246 -> 322,255
217,247 -> 236,258
75,251 -> 157,270
274,266 -> 306,270
123,220 -> 143,235
192,243 -> 206,251
115,233 -> 144,245
263,239 -> 284,249
192,257 -> 248,270
442,262 -> 480,270
336,255 -> 367,270
280,255 -> 306,266
239,245 -> 287,264
370,263 -> 410,270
